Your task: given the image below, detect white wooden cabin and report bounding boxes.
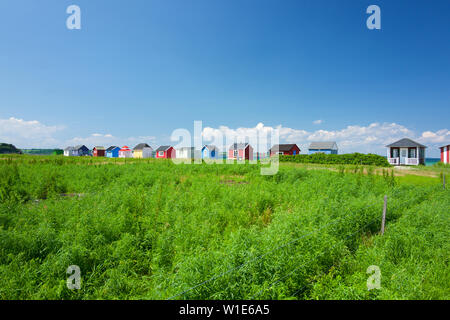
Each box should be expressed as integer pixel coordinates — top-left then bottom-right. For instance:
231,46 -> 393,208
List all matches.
386,138 -> 426,166
64,146 -> 78,157
177,147 -> 201,159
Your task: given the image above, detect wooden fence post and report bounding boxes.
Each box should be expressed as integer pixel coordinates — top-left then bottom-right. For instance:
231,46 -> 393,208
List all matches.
381,195 -> 387,235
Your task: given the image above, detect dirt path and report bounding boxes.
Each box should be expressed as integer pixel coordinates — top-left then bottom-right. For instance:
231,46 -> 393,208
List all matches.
281,162 -> 442,178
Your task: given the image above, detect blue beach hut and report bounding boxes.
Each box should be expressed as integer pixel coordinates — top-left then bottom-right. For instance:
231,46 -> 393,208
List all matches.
202,145 -> 218,159
308,142 -> 338,155
106,146 -> 120,158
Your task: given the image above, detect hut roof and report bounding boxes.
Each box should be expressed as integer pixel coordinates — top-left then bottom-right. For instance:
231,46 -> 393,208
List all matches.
229,143 -> 250,150
133,143 -> 152,150
386,138 -> 426,148
156,145 -> 172,152
308,142 -> 338,150
203,145 -> 218,151
269,144 -> 299,152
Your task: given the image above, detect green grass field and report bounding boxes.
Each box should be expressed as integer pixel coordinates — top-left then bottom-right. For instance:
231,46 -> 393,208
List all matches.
0,156 -> 448,299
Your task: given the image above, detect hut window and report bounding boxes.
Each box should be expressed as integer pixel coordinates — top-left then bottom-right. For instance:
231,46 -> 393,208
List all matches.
392,148 -> 399,157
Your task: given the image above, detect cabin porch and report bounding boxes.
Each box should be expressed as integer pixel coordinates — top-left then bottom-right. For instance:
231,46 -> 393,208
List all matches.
387,147 -> 424,166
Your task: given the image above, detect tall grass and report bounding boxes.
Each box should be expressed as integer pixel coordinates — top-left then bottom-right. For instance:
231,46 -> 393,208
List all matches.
0,156 -> 447,299
310,189 -> 449,299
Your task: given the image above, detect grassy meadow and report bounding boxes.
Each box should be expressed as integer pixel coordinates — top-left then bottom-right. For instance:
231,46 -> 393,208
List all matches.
0,155 -> 448,299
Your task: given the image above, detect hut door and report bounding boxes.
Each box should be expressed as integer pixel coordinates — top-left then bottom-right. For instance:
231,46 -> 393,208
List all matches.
400,148 -> 407,164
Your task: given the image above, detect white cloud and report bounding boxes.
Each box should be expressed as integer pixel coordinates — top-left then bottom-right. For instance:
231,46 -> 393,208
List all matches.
202,122 -> 284,152
0,117 -> 64,148
1,117 -> 447,157
65,133 -> 156,148
419,129 -> 450,144
0,117 -> 156,149
66,133 -> 116,147
313,119 -> 323,125
202,122 -> 448,156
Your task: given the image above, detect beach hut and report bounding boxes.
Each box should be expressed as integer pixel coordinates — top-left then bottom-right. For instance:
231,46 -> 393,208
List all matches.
228,143 -> 253,161
133,143 -> 153,158
269,144 -> 300,156
106,146 -> 120,158
74,145 -> 90,156
119,146 -> 133,158
64,146 -> 78,157
440,144 -> 450,164
155,146 -> 176,159
177,147 -> 197,159
93,146 -> 106,157
308,142 -> 338,155
386,138 -> 426,166
202,145 -> 218,159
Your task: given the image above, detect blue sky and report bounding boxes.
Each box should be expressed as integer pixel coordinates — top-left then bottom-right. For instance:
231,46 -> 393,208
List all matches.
0,0 -> 449,156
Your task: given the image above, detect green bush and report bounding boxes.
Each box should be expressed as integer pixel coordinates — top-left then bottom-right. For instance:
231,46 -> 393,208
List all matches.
433,162 -> 450,168
279,153 -> 390,167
